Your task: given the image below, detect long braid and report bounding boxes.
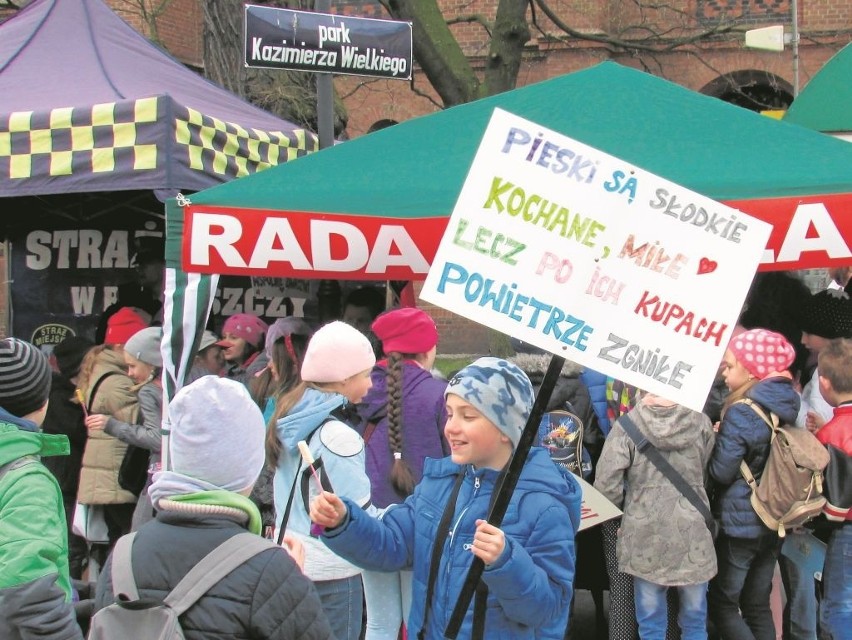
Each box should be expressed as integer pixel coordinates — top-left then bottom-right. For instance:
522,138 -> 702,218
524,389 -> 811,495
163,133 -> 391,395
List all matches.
386,351 -> 415,498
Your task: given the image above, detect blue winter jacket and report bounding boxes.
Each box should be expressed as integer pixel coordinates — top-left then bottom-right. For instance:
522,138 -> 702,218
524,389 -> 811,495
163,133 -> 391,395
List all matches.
323,448 -> 582,639
708,376 -> 800,539
579,368 -> 611,436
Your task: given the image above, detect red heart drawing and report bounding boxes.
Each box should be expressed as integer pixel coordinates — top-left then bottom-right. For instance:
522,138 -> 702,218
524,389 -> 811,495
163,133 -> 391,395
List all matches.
698,258 -> 717,275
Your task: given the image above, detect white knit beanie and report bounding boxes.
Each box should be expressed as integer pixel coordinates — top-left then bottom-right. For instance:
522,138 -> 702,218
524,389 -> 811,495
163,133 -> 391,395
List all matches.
300,321 -> 376,383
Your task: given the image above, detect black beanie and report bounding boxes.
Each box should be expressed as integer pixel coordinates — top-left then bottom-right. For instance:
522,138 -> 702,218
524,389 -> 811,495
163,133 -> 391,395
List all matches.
0,338 -> 52,417
53,336 -> 94,379
800,289 -> 852,339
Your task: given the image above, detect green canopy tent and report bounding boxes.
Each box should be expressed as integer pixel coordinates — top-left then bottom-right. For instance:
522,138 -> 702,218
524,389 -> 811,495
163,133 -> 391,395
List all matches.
161,61 -> 852,406
784,43 -> 852,140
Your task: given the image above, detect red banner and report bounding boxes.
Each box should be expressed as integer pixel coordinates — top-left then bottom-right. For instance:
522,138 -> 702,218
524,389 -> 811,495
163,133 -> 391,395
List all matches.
183,194 -> 852,279
727,193 -> 852,271
183,206 -> 448,280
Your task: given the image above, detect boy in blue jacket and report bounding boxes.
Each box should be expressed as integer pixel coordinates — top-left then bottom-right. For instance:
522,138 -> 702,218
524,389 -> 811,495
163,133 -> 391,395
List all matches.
311,357 -> 582,640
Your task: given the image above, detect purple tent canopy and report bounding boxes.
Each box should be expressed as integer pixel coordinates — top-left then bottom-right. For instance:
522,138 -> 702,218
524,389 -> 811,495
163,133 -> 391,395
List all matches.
0,0 -> 318,197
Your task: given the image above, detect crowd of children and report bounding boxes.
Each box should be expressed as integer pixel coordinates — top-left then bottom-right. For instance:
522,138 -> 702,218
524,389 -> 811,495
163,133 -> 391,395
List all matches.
0,275 -> 850,640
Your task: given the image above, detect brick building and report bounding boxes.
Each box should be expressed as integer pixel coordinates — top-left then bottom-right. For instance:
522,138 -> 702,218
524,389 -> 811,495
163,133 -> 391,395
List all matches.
334,0 -> 852,138
1,0 -> 848,350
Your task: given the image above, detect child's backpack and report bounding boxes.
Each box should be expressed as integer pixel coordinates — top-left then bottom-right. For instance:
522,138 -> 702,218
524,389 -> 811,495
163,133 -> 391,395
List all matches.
88,531 -> 276,639
737,398 -> 830,537
538,407 -> 592,478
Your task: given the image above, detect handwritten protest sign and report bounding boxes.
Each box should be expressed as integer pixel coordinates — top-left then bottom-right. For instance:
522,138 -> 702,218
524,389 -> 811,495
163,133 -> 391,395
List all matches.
575,476 -> 622,531
420,108 -> 772,411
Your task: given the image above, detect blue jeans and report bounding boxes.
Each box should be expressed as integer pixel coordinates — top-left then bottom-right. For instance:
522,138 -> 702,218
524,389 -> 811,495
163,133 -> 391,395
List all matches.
314,574 -> 364,640
634,577 -> 708,640
708,533 -> 781,640
820,523 -> 852,640
778,532 -> 819,640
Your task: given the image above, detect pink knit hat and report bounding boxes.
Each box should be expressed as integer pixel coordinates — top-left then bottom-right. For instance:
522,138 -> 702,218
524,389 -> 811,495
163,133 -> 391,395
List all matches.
728,328 -> 796,379
217,313 -> 268,348
372,307 -> 438,354
301,321 -> 376,383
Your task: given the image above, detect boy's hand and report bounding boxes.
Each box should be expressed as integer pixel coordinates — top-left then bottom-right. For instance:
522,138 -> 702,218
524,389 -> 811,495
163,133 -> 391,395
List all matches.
309,491 -> 347,529
805,411 -> 825,434
471,519 -> 505,565
85,414 -> 108,431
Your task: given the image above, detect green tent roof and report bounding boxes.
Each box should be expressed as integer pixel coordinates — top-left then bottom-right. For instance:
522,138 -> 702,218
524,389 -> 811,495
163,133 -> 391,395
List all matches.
184,61 -> 852,222
785,44 -> 852,132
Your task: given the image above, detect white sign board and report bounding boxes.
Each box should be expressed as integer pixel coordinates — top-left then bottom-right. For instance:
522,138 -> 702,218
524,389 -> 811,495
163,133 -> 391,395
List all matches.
575,476 -> 622,531
421,108 -> 772,411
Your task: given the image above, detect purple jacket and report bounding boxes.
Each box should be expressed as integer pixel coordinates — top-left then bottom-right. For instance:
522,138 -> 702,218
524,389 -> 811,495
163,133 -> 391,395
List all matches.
356,362 -> 449,508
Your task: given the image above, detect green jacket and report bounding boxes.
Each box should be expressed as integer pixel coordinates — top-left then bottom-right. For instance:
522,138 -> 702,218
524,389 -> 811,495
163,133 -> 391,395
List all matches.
0,414 -> 83,640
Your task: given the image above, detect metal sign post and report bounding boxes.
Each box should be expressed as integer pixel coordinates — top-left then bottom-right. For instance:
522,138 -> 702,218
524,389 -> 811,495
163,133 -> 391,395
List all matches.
315,0 -> 334,149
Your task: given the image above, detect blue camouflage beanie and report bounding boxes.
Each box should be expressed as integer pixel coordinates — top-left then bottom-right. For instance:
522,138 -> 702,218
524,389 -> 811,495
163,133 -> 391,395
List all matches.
445,357 -> 534,448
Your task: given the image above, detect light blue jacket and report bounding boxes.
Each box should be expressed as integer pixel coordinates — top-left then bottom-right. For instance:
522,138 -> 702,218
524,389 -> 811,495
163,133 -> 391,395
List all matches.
273,388 -> 370,538
323,448 -> 582,639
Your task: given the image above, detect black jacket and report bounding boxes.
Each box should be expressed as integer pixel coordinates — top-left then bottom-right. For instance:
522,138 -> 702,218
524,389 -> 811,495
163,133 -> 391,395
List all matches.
94,510 -> 333,640
40,373 -> 87,497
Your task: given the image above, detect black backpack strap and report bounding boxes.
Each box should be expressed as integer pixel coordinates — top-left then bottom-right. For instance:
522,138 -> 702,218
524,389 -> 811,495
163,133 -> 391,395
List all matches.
110,532 -> 140,601
276,422 -> 326,546
472,581 -> 488,640
164,533 -> 276,616
417,470 -> 465,640
86,371 -> 121,412
620,414 -> 716,535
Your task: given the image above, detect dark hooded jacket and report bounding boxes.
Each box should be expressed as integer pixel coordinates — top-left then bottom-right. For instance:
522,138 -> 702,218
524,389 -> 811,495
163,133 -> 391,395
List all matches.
40,372 -> 87,497
94,509 -> 333,640
709,376 -> 801,538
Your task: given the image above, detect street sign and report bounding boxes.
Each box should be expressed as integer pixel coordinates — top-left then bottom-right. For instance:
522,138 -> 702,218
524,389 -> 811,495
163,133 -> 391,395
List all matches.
244,4 -> 413,80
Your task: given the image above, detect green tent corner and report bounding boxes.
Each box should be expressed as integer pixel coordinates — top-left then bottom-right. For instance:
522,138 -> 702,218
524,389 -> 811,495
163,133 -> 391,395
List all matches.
784,43 -> 852,136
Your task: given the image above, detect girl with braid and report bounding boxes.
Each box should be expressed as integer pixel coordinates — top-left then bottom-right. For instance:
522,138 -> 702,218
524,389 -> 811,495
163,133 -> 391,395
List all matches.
357,307 -> 449,640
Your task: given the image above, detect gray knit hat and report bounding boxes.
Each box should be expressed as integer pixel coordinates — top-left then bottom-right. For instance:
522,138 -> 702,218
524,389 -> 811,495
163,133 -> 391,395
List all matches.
168,377 -> 265,493
0,338 -> 52,417
445,357 -> 534,449
124,326 -> 163,368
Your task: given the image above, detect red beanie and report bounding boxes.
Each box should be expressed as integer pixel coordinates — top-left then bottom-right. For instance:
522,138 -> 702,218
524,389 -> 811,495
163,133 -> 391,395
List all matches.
372,307 -> 438,355
105,307 -> 148,346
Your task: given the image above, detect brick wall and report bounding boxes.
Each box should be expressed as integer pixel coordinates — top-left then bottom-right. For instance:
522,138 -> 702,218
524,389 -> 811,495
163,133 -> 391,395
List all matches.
108,0 -> 203,67
334,0 -> 852,136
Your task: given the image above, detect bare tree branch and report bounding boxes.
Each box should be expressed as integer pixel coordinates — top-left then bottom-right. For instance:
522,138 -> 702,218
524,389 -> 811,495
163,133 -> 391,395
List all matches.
533,0 -> 738,52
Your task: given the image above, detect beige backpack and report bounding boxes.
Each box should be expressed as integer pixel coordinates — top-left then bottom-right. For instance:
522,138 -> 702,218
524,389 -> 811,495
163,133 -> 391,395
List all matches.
737,399 -> 830,537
